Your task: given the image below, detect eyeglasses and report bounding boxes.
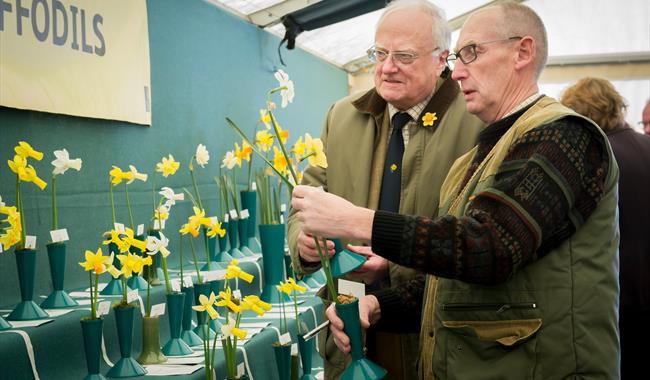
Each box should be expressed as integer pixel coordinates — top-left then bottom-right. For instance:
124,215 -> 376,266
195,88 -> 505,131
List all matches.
446,36 -> 522,69
367,46 -> 440,65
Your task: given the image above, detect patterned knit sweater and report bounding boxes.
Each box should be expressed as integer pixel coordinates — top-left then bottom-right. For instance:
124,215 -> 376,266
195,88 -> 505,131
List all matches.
370,100 -> 610,331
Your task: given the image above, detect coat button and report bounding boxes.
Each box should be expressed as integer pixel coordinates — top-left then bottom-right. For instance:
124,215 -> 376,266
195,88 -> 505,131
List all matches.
428,331 -> 434,338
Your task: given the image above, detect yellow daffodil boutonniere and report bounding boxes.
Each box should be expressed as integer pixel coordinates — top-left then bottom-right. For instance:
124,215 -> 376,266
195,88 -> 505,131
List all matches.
422,112 -> 438,127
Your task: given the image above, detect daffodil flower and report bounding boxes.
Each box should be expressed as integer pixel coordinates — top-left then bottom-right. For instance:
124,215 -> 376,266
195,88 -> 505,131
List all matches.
51,149 -> 82,175
147,232 -> 171,258
192,292 -> 220,320
276,124 -> 289,144
241,295 -> 272,316
422,112 -> 438,127
15,141 -> 43,161
235,141 -> 253,164
122,227 -> 148,251
195,144 -> 210,167
128,165 -> 148,183
179,222 -> 200,237
9,155 -> 46,189
159,187 -> 183,207
102,229 -> 130,253
225,259 -> 254,283
206,220 -> 226,238
274,69 -> 295,108
221,317 -> 247,340
109,166 -> 134,186
117,252 -> 151,278
255,130 -> 274,152
0,226 -> 21,250
303,133 -> 328,168
272,146 -> 288,175
155,204 -> 169,221
156,154 -> 180,177
277,281 -> 293,296
293,136 -> 306,157
188,207 -> 212,229
286,277 -> 307,293
260,109 -> 272,129
216,287 -> 241,313
221,150 -> 237,170
23,165 -> 47,190
79,248 -> 113,274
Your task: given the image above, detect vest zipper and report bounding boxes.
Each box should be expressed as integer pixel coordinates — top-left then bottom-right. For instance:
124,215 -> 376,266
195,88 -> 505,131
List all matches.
442,302 -> 537,313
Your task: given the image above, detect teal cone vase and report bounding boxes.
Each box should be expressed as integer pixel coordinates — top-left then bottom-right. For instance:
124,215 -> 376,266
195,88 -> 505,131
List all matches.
193,282 -> 216,339
336,300 -> 386,380
330,239 -> 366,278
0,316 -> 12,330
218,221 -> 229,252
41,242 -> 78,308
298,333 -> 317,380
107,305 -> 147,377
259,224 -> 290,303
273,344 -> 292,380
180,286 -> 203,347
228,219 -> 245,258
162,292 -> 193,356
240,191 -> 262,252
101,243 -> 125,295
136,316 -> 167,365
8,249 -> 49,320
237,216 -> 255,257
81,318 -> 107,380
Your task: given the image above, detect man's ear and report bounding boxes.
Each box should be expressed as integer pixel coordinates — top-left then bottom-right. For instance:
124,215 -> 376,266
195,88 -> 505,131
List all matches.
514,36 -> 535,71
435,49 -> 449,77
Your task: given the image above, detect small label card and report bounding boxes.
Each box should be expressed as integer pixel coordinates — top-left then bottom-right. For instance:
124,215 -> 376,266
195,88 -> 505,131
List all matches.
240,209 -> 249,219
229,209 -> 238,220
137,224 -> 144,236
0,244 -> 3,253
279,214 -> 285,224
251,182 -> 257,191
279,332 -> 292,346
114,223 -> 125,233
280,203 -> 286,212
233,289 -> 242,299
150,303 -> 166,317
24,235 -> 37,249
210,216 -> 219,224
338,279 -> 366,300
182,276 -> 193,288
97,301 -> 111,317
153,219 -> 166,230
204,271 -> 218,281
237,363 -> 245,378
171,279 -> 181,293
50,228 -> 70,243
224,214 -> 230,222
291,343 -> 298,356
127,290 -> 139,304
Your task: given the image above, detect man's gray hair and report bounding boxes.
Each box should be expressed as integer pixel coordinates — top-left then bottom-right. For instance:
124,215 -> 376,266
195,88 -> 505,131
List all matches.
377,0 -> 451,52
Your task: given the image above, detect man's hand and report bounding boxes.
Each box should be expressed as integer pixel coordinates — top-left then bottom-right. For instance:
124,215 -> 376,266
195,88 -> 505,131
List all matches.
326,295 -> 381,354
348,245 -> 389,284
297,231 -> 335,263
292,185 -> 374,243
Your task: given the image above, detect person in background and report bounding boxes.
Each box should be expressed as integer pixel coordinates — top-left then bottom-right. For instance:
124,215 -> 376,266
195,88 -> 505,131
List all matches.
292,2 -> 620,379
642,99 -> 650,135
561,77 -> 650,380
286,0 -> 483,378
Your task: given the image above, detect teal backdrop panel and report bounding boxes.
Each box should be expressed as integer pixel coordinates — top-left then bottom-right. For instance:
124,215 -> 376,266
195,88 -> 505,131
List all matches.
0,0 -> 347,307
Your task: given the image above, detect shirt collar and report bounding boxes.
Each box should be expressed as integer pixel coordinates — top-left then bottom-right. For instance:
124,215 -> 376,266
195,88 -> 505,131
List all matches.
387,89 -> 436,125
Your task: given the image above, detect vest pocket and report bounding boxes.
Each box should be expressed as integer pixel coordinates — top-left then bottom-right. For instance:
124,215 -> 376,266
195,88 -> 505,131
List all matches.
438,318 -> 542,380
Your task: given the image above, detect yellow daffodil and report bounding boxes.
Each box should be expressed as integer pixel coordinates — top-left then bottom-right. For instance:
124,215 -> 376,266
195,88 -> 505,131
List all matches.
303,133 -> 328,168
390,164 -> 397,172
235,141 -> 253,164
127,165 -> 148,183
277,281 -> 293,296
241,295 -> 272,316
109,166 -> 134,186
102,230 -> 129,253
79,248 -> 112,274
0,205 -> 20,226
15,141 -> 43,161
293,136 -> 306,157
122,227 -> 148,251
216,287 -> 241,313
255,130 -> 274,152
52,149 -> 82,175
155,204 -> 169,221
206,220 -> 226,238
116,252 -> 151,278
286,277 -> 307,294
221,150 -> 237,170
221,317 -> 247,340
225,259 -> 254,283
179,222 -> 200,237
8,155 -> 46,189
422,112 -> 437,127
146,232 -> 171,258
188,207 -> 212,229
276,125 -> 290,145
272,146 -> 288,175
195,144 -> 210,167
156,154 -> 180,177
274,69 -> 295,108
0,227 -> 21,250
260,109 -> 272,129
192,292 -> 220,320
22,165 -> 47,190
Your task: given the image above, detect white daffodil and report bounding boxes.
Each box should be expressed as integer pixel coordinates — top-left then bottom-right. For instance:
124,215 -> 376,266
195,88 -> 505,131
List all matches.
146,232 -> 170,258
128,165 -> 148,183
159,187 -> 184,208
51,149 -> 82,175
221,150 -> 237,170
195,144 -> 210,167
274,69 -> 295,108
221,316 -> 247,340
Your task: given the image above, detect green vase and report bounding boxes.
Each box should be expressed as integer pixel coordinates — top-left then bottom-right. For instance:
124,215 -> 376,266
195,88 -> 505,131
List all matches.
298,334 -> 317,379
0,316 -> 12,330
162,292 -> 193,356
107,305 -> 147,377
143,231 -> 161,286
137,316 -> 167,364
41,242 -> 79,308
228,219 -> 245,258
335,300 -> 386,380
180,286 -> 203,347
240,190 -> 261,252
259,224 -> 290,303
81,318 -> 107,380
193,282 -> 216,339
215,221 -> 234,263
8,249 -> 49,320
101,243 -> 125,296
330,239 -> 366,278
237,214 -> 255,257
274,344 -> 292,380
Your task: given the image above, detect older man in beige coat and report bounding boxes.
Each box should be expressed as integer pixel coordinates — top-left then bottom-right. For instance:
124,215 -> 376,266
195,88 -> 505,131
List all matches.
287,1 -> 482,378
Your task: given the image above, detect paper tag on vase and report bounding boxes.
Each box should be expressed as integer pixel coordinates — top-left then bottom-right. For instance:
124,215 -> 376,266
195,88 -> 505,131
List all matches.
209,216 -> 219,224
291,343 -> 298,356
233,289 -> 242,299
153,219 -> 165,230
279,332 -> 291,345
50,228 -> 69,243
24,235 -> 37,249
97,301 -> 111,317
183,276 -> 193,288
224,214 -> 230,223
280,203 -> 286,212
114,223 -> 126,233
240,209 -> 249,219
251,182 -> 257,191
229,209 -> 238,220
237,363 -> 245,377
127,289 -> 139,304
137,224 -> 145,236
150,303 -> 166,317
338,279 -> 366,299
171,279 -> 181,292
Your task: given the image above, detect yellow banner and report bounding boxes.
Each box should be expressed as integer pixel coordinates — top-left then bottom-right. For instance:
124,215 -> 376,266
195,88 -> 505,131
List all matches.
0,0 -> 151,125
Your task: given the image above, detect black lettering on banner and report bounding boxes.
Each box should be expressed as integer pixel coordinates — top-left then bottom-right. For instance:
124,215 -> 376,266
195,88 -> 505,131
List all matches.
0,1 -> 14,31
80,8 -> 91,53
31,0 -> 49,42
52,0 -> 67,46
16,0 -> 29,35
70,4 -> 79,50
93,13 -> 104,56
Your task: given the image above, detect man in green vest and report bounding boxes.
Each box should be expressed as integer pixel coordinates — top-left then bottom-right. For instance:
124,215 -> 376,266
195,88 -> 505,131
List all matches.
286,0 -> 482,378
291,2 -> 620,379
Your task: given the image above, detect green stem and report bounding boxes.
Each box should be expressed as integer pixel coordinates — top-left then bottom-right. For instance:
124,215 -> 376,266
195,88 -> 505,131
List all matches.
268,109 -> 299,184
189,158 -> 204,210
146,277 -> 151,316
52,175 -> 57,230
202,322 -> 211,380
89,271 -> 96,319
150,178 -> 156,231
210,328 -> 219,378
315,237 -> 338,302
17,175 -> 26,246
109,178 -> 116,226
204,226 -> 211,271
122,276 -> 128,305
247,155 -> 253,191
293,291 -> 300,333
124,182 -> 135,231
161,255 -> 171,293
189,237 -> 202,284
94,273 -> 100,318
179,232 -> 184,282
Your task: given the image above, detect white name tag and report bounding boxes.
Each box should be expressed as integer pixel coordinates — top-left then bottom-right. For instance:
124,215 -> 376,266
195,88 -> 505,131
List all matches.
127,290 -> 139,304
279,215 -> 284,224
291,342 -> 298,356
237,363 -> 245,377
224,214 -> 230,223
114,223 -> 126,233
150,303 -> 166,317
50,228 -> 70,243
171,279 -> 181,293
279,332 -> 291,345
25,235 -> 37,249
210,216 -> 219,224
251,182 -> 257,191
229,209 -> 238,220
240,209 -> 249,219
137,224 -> 144,236
233,289 -> 242,299
153,219 -> 166,230
97,301 -> 111,317
183,276 -> 193,288
338,279 -> 365,299
280,203 -> 286,212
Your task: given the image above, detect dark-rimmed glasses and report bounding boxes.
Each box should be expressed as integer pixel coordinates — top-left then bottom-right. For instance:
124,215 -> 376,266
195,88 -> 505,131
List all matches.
446,36 -> 522,69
